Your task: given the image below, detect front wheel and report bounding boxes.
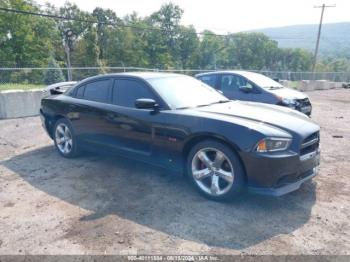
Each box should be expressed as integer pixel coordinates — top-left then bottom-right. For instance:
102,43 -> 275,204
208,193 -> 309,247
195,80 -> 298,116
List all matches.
53,118 -> 79,158
187,140 -> 245,201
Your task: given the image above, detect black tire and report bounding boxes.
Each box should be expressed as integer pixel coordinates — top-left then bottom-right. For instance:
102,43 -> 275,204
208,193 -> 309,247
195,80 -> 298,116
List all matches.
186,140 -> 245,201
53,118 -> 80,158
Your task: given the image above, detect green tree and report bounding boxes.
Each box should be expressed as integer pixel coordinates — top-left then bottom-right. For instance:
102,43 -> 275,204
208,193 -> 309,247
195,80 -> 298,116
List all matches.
106,13 -> 149,67
224,33 -> 279,70
197,31 -> 225,69
148,3 -> 184,68
178,26 -> 200,69
0,0 -> 60,84
0,0 -> 58,67
278,48 -> 313,71
92,7 -> 121,61
71,26 -> 102,79
43,56 -> 65,84
48,2 -> 92,68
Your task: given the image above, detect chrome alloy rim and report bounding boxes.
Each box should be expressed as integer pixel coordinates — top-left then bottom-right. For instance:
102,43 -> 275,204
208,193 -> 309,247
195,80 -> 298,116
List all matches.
55,123 -> 73,154
191,148 -> 234,196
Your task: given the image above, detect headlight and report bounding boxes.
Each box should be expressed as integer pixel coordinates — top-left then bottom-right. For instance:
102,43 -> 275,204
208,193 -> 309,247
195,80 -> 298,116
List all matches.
255,138 -> 292,152
282,98 -> 298,108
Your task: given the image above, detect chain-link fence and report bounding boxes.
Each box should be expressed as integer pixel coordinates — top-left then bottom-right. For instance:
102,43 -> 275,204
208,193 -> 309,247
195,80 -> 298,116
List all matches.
1,67 -> 350,89
0,67 -> 155,88
251,70 -> 350,82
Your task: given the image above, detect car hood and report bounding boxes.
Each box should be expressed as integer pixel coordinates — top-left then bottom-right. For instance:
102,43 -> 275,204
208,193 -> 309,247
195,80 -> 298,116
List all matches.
266,87 -> 308,100
195,101 -> 319,136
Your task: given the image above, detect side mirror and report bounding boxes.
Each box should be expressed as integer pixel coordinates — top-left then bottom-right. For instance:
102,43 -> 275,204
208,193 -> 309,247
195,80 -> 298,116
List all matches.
135,98 -> 159,110
239,85 -> 253,93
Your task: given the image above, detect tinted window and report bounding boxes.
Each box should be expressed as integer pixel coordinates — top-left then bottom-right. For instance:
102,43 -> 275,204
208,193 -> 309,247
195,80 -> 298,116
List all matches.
84,80 -> 111,103
220,74 -> 252,92
114,79 -> 156,108
198,75 -> 217,88
76,85 -> 85,98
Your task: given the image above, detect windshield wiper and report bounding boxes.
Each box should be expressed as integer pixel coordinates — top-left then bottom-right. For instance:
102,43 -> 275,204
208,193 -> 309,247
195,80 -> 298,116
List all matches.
176,100 -> 230,110
175,106 -> 193,110
215,99 -> 231,104
196,100 -> 231,107
267,86 -> 282,90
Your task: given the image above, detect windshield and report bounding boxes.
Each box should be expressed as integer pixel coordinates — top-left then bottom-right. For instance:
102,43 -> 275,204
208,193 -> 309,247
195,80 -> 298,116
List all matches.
245,72 -> 283,89
148,75 -> 229,109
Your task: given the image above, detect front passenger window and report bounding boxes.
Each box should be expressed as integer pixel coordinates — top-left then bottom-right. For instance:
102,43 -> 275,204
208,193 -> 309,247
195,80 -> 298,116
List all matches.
238,77 -> 254,89
221,75 -> 241,92
113,79 -> 157,108
220,75 -> 254,93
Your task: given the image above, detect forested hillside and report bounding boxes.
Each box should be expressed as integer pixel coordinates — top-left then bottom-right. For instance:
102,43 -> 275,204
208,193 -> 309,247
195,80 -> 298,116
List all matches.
254,23 -> 350,59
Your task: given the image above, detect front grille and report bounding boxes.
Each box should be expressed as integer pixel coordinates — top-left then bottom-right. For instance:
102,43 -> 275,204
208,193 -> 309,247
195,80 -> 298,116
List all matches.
300,132 -> 319,156
303,132 -> 319,145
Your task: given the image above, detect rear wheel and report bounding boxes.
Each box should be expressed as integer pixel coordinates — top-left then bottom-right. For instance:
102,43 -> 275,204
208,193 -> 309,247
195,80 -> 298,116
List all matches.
187,140 -> 245,201
53,118 -> 79,158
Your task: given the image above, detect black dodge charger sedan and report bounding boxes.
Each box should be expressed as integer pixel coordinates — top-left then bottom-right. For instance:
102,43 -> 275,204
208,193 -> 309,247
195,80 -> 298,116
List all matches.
40,72 -> 320,201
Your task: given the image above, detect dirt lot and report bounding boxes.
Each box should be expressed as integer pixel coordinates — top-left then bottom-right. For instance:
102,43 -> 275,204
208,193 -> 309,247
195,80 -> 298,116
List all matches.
0,89 -> 349,255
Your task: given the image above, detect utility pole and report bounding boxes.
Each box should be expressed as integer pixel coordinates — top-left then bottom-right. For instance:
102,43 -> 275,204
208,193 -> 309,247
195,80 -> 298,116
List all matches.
312,4 -> 336,72
213,46 -> 227,70
63,28 -> 74,81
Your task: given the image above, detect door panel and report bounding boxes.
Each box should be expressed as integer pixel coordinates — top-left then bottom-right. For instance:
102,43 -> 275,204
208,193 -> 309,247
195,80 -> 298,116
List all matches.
219,74 -> 252,101
67,79 -> 112,148
102,105 -> 187,169
103,105 -> 155,156
102,78 -> 161,157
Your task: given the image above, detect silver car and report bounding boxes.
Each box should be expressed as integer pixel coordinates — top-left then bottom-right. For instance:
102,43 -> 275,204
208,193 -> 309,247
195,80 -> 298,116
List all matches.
196,71 -> 312,116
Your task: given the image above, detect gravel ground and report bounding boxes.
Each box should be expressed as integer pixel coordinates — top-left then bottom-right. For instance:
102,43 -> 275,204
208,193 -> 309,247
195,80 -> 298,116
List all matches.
0,89 -> 349,255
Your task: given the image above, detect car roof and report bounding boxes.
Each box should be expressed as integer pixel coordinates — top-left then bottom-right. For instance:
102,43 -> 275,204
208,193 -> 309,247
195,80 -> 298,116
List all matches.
195,70 -> 264,79
46,81 -> 77,89
78,72 -> 184,84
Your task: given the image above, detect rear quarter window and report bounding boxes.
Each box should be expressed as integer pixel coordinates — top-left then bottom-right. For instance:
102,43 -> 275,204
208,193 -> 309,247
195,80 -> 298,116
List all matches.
75,85 -> 85,98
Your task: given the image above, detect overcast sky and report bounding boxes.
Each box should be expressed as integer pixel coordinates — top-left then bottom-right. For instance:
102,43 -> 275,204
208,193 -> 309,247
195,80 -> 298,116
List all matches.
36,0 -> 348,33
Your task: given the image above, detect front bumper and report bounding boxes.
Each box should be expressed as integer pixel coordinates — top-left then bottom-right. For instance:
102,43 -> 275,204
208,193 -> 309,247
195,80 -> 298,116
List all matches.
297,105 -> 312,116
279,99 -> 312,116
241,148 -> 320,196
248,167 -> 317,196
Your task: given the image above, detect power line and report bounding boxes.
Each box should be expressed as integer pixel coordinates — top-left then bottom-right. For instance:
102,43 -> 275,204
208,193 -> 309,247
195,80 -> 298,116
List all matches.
0,7 -> 229,37
0,7 -> 323,41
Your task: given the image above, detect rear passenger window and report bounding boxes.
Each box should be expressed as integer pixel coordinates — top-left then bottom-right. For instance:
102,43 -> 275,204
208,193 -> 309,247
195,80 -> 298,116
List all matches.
198,75 -> 217,88
83,80 -> 111,103
113,79 -> 156,108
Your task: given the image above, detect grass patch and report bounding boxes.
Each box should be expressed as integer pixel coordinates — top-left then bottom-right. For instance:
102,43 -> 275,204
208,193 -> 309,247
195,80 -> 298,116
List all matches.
0,84 -> 44,91
288,81 -> 301,89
